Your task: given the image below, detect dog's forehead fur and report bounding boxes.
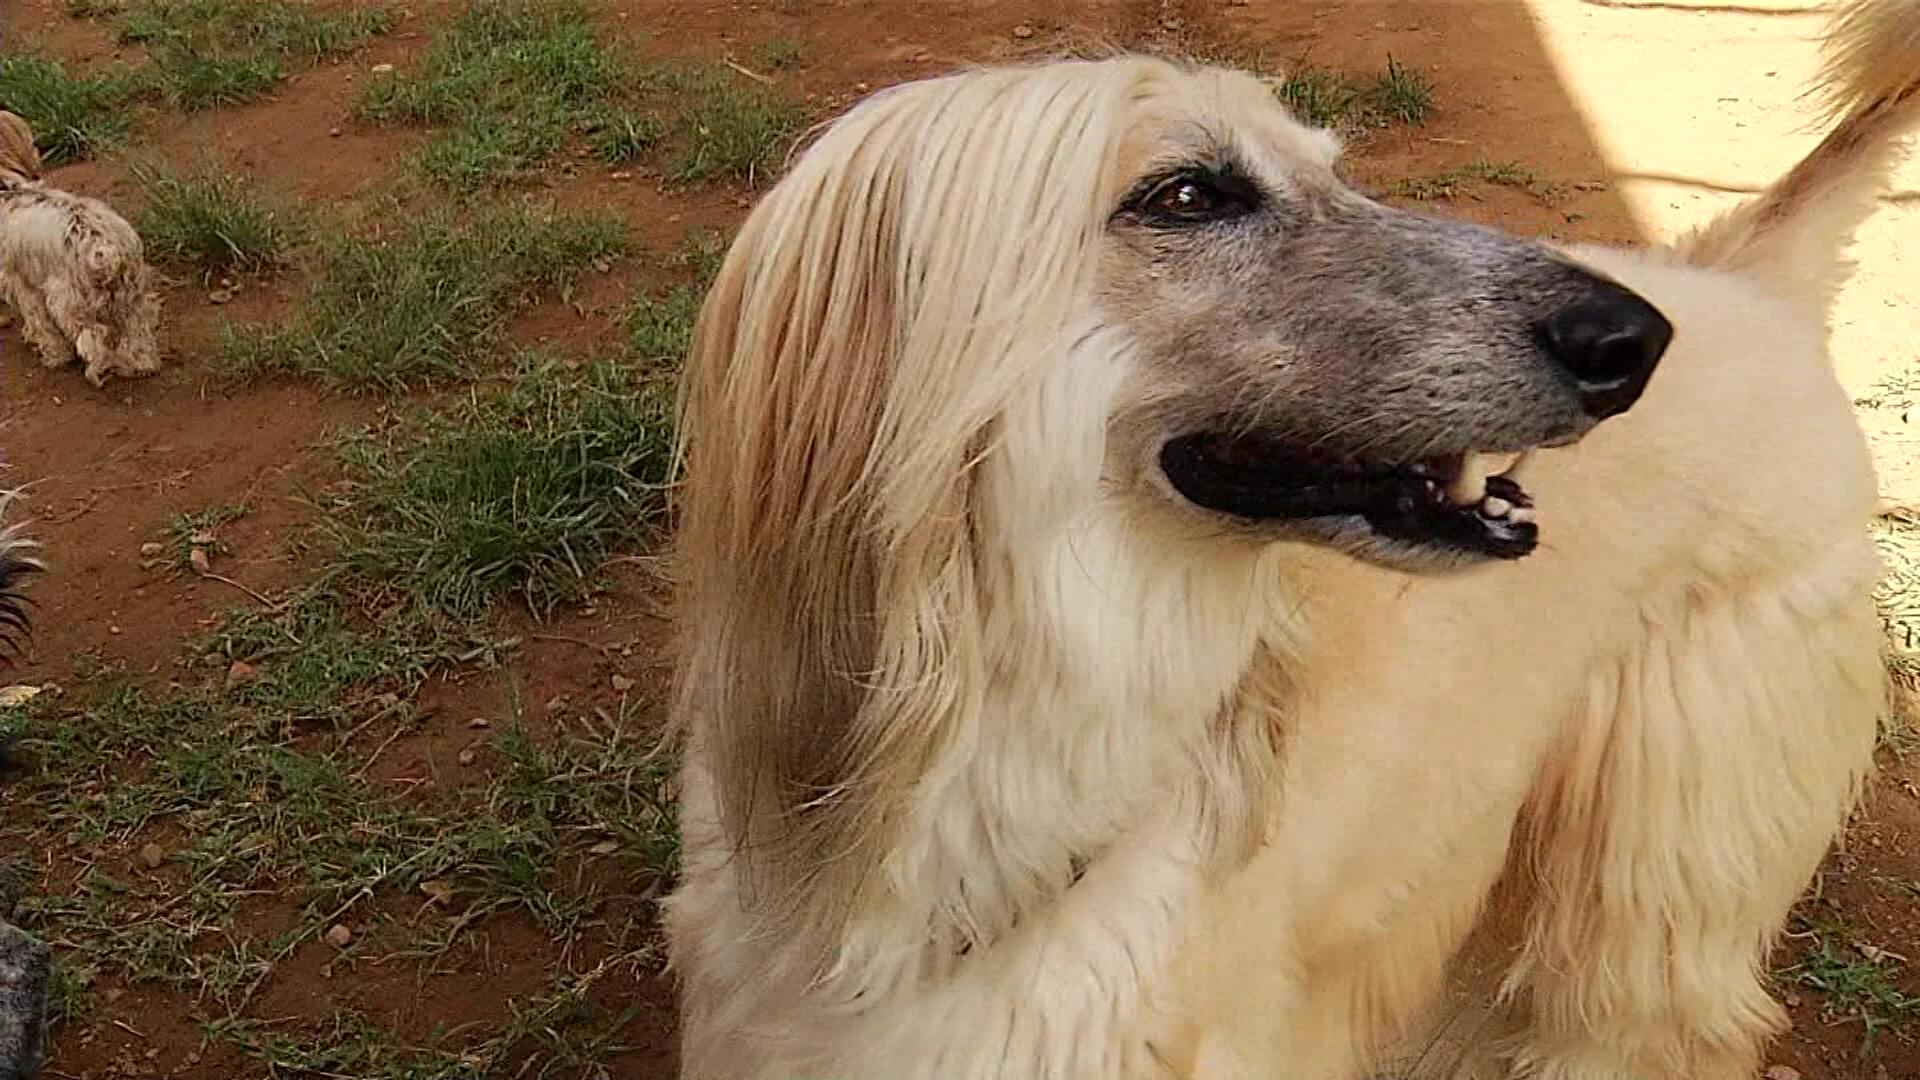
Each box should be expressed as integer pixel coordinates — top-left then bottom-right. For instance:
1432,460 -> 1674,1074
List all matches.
1113,67 -> 1344,190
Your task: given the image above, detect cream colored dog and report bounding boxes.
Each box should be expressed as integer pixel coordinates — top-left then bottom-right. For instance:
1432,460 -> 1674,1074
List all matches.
0,111 -> 162,389
663,1 -> 1912,1077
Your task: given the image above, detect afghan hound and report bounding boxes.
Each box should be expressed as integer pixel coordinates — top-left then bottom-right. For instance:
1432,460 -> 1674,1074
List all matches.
662,1 -> 1915,1076
0,111 -> 162,389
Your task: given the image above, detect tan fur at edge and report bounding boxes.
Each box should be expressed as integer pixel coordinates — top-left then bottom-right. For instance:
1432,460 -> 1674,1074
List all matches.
1673,0 -> 1920,315
667,5 -> 1905,1077
0,113 -> 42,185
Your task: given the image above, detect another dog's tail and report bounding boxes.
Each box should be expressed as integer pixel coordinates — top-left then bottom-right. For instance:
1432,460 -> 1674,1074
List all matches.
1672,0 -> 1920,313
0,494 -> 44,664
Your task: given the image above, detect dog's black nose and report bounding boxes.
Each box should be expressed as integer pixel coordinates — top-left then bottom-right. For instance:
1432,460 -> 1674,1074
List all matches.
1540,286 -> 1672,419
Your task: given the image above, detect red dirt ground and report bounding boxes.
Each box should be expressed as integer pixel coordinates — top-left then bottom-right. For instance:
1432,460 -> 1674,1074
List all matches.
2,1 -> 1916,1077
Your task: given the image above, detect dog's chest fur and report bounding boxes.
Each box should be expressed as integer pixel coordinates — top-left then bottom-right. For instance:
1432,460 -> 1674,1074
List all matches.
675,519 -> 1287,1079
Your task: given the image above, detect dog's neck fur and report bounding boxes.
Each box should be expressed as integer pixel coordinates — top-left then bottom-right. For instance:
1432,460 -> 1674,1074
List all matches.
859,517 -> 1283,975
677,513 -> 1290,1072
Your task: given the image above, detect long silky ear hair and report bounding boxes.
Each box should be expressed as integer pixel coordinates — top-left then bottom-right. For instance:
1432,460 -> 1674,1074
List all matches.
673,59 -> 1174,963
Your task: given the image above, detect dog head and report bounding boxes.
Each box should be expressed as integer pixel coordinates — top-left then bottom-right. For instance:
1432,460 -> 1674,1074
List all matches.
1098,67 -> 1670,570
674,57 -> 1671,920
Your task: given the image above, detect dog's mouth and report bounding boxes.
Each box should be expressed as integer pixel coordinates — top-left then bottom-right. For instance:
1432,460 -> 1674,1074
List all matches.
1159,433 -> 1540,559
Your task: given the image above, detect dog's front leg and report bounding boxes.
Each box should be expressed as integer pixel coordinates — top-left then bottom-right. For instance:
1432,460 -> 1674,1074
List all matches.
1498,572 -> 1882,1080
2,287 -> 72,372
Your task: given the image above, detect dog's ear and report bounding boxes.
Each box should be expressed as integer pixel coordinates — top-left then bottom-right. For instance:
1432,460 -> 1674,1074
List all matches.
672,63 -> 1142,954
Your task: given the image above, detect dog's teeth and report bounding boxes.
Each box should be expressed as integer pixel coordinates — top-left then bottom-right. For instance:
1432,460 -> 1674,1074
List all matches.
1509,507 -> 1537,525
1481,496 -> 1512,518
1446,453 -> 1499,505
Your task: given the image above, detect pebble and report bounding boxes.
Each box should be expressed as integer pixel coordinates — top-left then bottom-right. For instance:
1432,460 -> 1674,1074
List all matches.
1764,1066 -> 1802,1080
1011,24 -> 1035,40
370,63 -> 395,74
139,541 -> 164,558
138,842 -> 165,869
611,674 -> 636,692
457,747 -> 478,766
226,660 -> 257,687
324,923 -> 353,949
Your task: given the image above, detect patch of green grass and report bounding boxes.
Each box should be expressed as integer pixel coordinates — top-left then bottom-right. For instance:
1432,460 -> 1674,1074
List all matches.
221,201 -> 629,389
111,0 -> 394,58
1269,58 -> 1438,132
147,46 -> 280,111
356,0 -> 624,189
758,38 -> 805,72
656,64 -> 801,186
1359,56 -> 1434,125
415,99 -> 575,188
6,584 -> 675,1038
624,288 -> 703,366
161,502 -> 248,569
1781,915 -> 1920,1058
1271,67 -> 1354,129
588,109 -> 664,165
356,0 -> 799,188
90,0 -> 395,112
133,159 -> 296,273
1389,158 -> 1561,204
317,356 -> 675,617
0,54 -> 143,163
624,229 -> 726,366
212,955 -> 657,1080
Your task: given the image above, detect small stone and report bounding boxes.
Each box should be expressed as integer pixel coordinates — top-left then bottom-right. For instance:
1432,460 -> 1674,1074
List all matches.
457,747 -> 477,766
1764,1066 -> 1803,1080
1011,24 -> 1035,39
138,842 -> 165,869
588,840 -> 620,856
611,674 -> 636,692
467,717 -> 491,730
419,879 -> 454,905
324,923 -> 353,948
225,660 -> 256,687
189,546 -> 212,575
139,541 -> 164,558
370,62 -> 395,74
328,127 -> 342,137
208,288 -> 233,305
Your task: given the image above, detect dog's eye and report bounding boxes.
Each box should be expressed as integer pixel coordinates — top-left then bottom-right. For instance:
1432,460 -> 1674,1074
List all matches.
1130,171 -> 1258,226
